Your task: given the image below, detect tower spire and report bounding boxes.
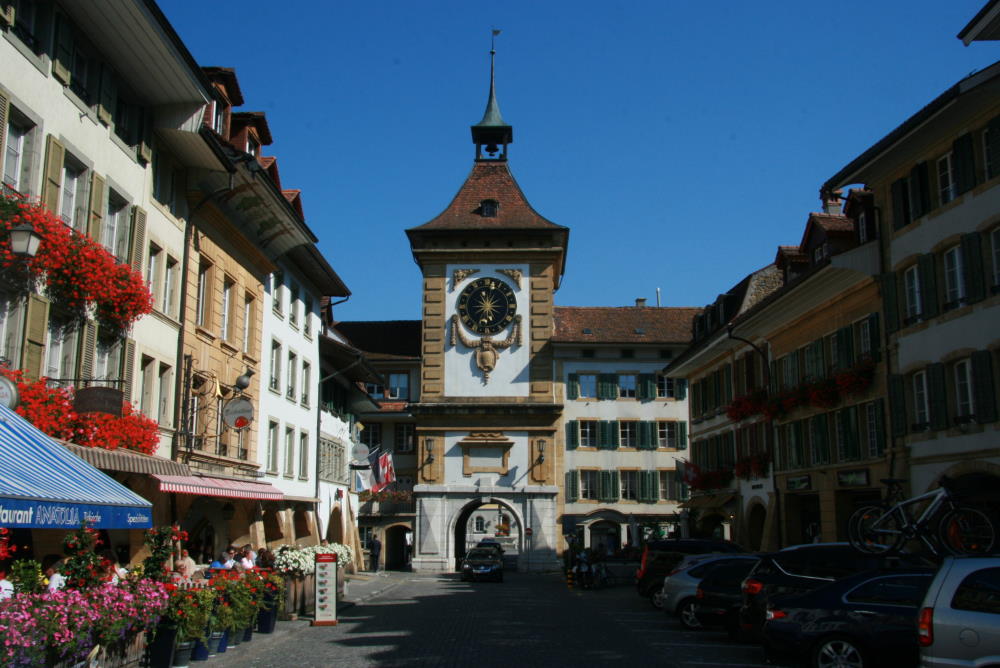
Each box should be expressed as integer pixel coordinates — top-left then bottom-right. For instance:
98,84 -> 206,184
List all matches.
471,29 -> 513,161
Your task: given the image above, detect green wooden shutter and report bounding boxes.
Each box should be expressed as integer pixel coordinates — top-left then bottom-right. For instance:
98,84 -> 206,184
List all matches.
889,375 -> 908,437
53,14 -> 73,86
677,422 -> 687,450
41,135 -> 65,214
866,313 -> 880,362
927,363 -> 949,431
567,373 -> 579,400
953,133 -> 977,195
129,206 -> 147,274
988,115 -> 1000,180
836,327 -> 854,370
676,378 -> 687,400
608,420 -> 620,449
881,273 -> 900,334
610,471 -> 620,501
918,254 -> 939,319
565,471 -> 578,502
98,64 -> 116,126
88,172 -> 106,242
891,178 -> 910,229
21,295 -> 49,380
636,421 -> 651,450
638,470 -> 648,502
872,400 -> 886,456
846,406 -> 860,460
598,471 -> 609,501
639,373 -> 656,401
812,413 -> 829,463
566,420 -> 579,450
971,350 -> 997,424
910,162 -> 931,217
961,233 -> 986,304
723,364 -> 733,403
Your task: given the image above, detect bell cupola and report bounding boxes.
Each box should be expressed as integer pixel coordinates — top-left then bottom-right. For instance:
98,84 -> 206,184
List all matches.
471,33 -> 513,161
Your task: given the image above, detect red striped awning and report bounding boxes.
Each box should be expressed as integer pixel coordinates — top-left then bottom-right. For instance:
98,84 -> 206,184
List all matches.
153,474 -> 284,501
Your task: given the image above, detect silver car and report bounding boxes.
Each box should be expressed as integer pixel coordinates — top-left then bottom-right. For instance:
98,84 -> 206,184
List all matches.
659,554 -> 758,628
919,555 -> 1000,667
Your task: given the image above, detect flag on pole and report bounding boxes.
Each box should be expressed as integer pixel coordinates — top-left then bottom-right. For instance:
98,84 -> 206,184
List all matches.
371,452 -> 396,493
354,468 -> 371,492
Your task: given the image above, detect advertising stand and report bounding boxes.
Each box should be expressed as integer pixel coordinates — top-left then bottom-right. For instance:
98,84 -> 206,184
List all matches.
312,553 -> 338,626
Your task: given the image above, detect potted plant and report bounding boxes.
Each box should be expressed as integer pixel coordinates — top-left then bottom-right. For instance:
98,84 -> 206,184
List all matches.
164,587 -> 214,667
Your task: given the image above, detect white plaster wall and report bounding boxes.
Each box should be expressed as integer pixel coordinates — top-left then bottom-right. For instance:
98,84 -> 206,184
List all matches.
444,430 -> 530,487
444,264 -> 529,397
890,187 -> 1000,267
897,302 -> 1000,372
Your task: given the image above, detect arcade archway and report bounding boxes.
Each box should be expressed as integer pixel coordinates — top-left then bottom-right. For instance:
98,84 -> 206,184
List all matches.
452,498 -> 522,571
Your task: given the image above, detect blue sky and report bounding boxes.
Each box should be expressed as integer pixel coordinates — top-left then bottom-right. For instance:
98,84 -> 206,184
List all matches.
158,1 -> 996,322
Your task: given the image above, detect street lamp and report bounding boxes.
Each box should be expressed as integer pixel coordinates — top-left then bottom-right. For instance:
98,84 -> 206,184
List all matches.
234,367 -> 255,392
536,439 -> 546,464
9,222 -> 42,257
424,438 -> 434,464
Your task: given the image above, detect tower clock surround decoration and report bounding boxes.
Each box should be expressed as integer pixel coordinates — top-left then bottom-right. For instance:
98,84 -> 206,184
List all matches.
450,275 -> 522,383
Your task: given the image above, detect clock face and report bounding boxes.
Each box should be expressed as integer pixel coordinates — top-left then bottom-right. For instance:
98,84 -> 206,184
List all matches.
457,277 -> 517,335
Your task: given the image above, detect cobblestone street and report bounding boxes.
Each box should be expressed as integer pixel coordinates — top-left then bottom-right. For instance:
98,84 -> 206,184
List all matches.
207,572 -> 772,668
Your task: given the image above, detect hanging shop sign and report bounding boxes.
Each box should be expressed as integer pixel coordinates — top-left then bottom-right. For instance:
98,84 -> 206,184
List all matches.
73,386 -> 124,416
837,469 -> 870,487
222,397 -> 254,430
786,475 -> 812,491
0,375 -> 19,409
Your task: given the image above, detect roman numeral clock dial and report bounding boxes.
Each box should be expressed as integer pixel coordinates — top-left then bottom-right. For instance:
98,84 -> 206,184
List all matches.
457,277 -> 516,335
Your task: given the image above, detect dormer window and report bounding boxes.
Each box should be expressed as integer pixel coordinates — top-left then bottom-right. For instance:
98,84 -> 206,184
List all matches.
480,199 -> 499,217
247,136 -> 260,157
213,102 -> 225,133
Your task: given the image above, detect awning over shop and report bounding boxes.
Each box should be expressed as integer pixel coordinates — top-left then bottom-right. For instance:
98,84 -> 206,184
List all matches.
681,494 -> 736,510
153,474 -> 283,501
0,404 -> 153,529
62,442 -> 191,476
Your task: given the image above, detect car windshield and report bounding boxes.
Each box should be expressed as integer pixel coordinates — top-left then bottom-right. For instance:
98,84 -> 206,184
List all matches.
466,550 -> 495,559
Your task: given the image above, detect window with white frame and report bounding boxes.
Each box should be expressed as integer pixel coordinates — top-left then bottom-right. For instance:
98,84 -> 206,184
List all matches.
0,295 -> 24,368
656,375 -> 676,398
657,422 -> 677,448
299,431 -> 309,479
913,371 -> 929,428
659,471 -> 676,501
904,265 -> 922,320
220,277 -> 234,341
938,152 -> 956,204
620,471 -> 638,500
163,257 -> 177,317
284,427 -> 295,476
619,422 -> 637,448
474,516 -> 485,533
301,361 -> 311,406
271,272 -> 283,315
146,244 -> 160,296
212,101 -> 224,133
394,423 -> 415,452
242,294 -> 254,354
859,318 -> 872,358
158,363 -> 172,426
269,340 -> 281,391
578,373 -> 597,398
579,470 -> 599,500
579,420 -> 598,447
954,359 -> 974,420
360,422 -> 381,450
365,382 -> 384,399
139,355 -> 155,417
3,116 -> 31,192
286,351 -> 297,401
103,194 -> 129,260
196,261 -> 211,327
44,319 -> 78,384
93,336 -> 121,387
59,159 -> 87,231
303,296 -> 313,337
618,374 -> 637,399
386,372 -> 409,400
943,246 -> 965,306
288,283 -> 299,328
267,421 -> 279,472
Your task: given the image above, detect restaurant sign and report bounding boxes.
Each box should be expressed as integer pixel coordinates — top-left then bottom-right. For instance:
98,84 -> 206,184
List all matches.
0,499 -> 152,529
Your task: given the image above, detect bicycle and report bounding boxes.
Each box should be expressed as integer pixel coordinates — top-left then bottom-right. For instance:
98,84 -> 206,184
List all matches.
849,476 -> 996,557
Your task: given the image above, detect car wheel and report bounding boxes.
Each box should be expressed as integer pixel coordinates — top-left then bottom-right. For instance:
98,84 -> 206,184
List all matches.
677,598 -> 701,630
811,636 -> 866,668
651,588 -> 665,609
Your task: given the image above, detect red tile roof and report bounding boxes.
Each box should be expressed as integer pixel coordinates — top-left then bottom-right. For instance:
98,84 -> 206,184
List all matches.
553,307 -> 698,344
409,161 -> 565,231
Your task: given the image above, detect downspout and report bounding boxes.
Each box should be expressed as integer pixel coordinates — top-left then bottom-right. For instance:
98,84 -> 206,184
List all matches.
726,325 -> 781,549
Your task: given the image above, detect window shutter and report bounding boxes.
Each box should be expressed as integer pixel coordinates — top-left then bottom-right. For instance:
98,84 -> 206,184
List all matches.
961,233 -> 986,304
88,172 -> 105,241
598,471 -> 609,501
609,420 -> 620,449
638,373 -> 655,401
927,363 -> 949,431
53,14 -> 73,86
98,65 -> 116,126
910,162 -> 931,218
567,373 -> 579,400
637,421 -> 652,450
78,322 -> 97,379
866,313 -> 880,362
20,295 -> 49,381
598,374 -> 615,400
0,88 -> 8,177
723,364 -> 733,403
891,178 -> 909,229
129,206 -> 147,274
988,115 -> 1000,181
836,327 -> 854,370
971,350 -> 997,424
812,413 -> 829,462
889,374 -> 908,437
566,420 -> 579,450
677,421 -> 687,450
846,406 -> 860,460
880,273 -> 900,334
675,378 -> 687,400
122,339 -> 136,402
953,133 -> 976,195
918,254 -> 939,318
638,470 -> 648,502
611,471 -> 620,501
42,136 -> 65,214
872,400 -> 886,456
565,471 -> 578,503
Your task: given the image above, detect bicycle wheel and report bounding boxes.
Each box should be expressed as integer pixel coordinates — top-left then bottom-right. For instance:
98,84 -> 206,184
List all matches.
938,506 -> 996,555
851,506 -> 904,554
848,505 -> 884,549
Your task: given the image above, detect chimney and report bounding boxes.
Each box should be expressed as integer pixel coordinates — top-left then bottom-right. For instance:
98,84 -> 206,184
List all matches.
635,298 -> 647,307
822,188 -> 843,215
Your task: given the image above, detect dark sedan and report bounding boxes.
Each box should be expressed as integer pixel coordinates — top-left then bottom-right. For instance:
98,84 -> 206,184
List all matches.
461,548 -> 504,582
763,568 -> 935,668
693,558 -> 759,638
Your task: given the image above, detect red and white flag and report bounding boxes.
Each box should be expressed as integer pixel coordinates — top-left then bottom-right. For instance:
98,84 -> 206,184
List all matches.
372,453 -> 396,492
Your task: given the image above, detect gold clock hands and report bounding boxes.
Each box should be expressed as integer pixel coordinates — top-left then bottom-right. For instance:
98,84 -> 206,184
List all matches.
474,290 -> 500,321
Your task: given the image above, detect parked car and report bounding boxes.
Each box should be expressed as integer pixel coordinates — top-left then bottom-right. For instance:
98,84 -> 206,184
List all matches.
692,558 -> 761,637
475,538 -> 505,554
460,548 -> 504,582
659,554 -> 759,624
739,542 -> 931,641
918,555 -> 1000,668
636,538 -> 745,603
763,567 -> 935,668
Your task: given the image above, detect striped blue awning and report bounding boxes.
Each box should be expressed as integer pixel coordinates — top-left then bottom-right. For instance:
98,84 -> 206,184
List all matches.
0,404 -> 153,529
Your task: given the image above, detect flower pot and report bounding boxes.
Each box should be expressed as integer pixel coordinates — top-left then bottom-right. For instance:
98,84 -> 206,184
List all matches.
216,630 -> 228,654
242,626 -> 253,642
206,631 -> 224,657
190,638 -> 209,662
256,606 -> 277,634
227,629 -> 241,647
146,622 -> 178,668
172,640 -> 195,668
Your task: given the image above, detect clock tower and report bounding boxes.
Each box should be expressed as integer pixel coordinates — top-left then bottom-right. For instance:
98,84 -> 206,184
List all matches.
405,46 -> 568,572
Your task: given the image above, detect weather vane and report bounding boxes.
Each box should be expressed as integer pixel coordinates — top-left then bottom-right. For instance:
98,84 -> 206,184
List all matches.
491,27 -> 501,54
